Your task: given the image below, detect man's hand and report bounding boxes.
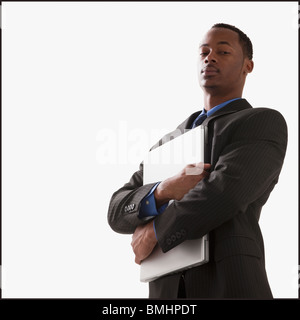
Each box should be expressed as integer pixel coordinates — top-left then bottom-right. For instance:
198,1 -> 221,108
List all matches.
131,221 -> 157,265
154,162 -> 211,207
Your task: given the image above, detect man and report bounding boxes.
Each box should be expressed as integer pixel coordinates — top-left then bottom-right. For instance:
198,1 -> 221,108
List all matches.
107,23 -> 287,299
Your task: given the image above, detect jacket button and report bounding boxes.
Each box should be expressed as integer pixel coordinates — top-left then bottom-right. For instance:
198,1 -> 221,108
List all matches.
171,235 -> 176,242
176,232 -> 181,239
180,229 -> 186,236
166,238 -> 172,245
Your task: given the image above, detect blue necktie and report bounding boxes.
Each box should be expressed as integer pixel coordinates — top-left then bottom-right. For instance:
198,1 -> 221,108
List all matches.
192,112 -> 207,128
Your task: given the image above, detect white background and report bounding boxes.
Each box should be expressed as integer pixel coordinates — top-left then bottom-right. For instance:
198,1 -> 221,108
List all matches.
2,1 -> 298,298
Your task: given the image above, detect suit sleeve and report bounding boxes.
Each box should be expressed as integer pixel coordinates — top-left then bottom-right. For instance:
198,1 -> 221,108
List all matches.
154,109 -> 288,252
107,125 -> 185,234
107,161 -> 158,234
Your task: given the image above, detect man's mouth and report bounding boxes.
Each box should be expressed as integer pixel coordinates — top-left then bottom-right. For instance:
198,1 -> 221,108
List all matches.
201,66 -> 219,75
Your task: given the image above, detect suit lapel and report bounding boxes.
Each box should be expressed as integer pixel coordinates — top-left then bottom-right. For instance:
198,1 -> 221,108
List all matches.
203,98 -> 252,126
178,99 -> 253,132
176,111 -> 200,133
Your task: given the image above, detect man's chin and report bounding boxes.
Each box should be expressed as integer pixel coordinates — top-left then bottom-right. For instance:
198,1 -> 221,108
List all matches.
200,79 -> 219,89
200,82 -> 219,90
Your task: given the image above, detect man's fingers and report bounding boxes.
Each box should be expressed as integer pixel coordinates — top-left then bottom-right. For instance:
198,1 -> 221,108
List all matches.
195,162 -> 211,170
135,256 -> 141,265
185,162 -> 211,175
185,167 -> 202,175
132,243 -> 141,265
131,222 -> 157,265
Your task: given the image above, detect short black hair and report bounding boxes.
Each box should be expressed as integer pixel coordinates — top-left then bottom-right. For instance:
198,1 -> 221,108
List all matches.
211,23 -> 253,60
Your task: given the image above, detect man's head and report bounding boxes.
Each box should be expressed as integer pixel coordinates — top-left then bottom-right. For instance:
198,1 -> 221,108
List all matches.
212,23 -> 253,60
197,23 -> 254,98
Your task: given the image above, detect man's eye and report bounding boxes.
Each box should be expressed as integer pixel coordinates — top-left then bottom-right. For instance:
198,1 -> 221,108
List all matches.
200,52 -> 208,56
220,51 -> 230,55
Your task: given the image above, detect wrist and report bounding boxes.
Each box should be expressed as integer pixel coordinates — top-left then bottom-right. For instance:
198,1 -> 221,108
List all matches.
146,221 -> 158,246
154,183 -> 171,208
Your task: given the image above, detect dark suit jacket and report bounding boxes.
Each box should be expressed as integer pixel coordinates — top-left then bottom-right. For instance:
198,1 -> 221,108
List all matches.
107,99 -> 288,299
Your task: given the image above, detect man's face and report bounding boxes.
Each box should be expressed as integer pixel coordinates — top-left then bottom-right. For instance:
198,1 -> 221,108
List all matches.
197,28 -> 252,94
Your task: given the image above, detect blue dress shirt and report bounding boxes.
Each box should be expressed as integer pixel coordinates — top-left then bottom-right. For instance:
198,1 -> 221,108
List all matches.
138,98 -> 241,237
191,97 -> 241,128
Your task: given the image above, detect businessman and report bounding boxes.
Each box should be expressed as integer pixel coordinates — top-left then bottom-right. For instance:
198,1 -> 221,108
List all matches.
107,23 -> 288,299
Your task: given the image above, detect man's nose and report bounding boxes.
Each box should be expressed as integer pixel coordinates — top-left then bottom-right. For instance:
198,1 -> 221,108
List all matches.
205,51 -> 217,63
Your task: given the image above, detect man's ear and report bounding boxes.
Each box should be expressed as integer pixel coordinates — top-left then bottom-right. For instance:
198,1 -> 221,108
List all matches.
244,59 -> 254,75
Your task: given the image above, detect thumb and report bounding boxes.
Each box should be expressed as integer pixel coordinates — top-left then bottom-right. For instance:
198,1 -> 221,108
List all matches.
195,162 -> 211,170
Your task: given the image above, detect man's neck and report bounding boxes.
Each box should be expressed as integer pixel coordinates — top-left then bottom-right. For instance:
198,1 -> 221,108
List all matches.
203,93 -> 242,111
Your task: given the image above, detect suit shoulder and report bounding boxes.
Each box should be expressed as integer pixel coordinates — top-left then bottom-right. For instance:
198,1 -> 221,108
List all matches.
244,106 -> 284,116
245,107 -> 287,126
232,107 -> 288,144
234,106 -> 286,125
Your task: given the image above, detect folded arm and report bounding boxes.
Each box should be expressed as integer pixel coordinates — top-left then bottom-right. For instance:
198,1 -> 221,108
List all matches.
131,163 -> 211,264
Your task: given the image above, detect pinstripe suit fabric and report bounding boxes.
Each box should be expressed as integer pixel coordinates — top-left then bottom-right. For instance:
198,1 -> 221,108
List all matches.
107,99 -> 287,299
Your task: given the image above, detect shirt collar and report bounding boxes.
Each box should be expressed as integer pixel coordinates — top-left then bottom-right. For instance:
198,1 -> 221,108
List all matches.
201,97 -> 242,117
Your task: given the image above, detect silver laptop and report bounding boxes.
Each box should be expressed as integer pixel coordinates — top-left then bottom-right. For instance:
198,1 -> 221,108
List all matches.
140,125 -> 209,282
